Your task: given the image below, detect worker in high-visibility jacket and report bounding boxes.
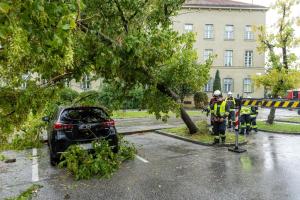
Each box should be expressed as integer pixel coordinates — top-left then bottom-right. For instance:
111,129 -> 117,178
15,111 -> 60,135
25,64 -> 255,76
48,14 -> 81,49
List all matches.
250,106 -> 258,132
225,91 -> 236,129
207,93 -> 218,128
239,105 -> 251,135
211,91 -> 230,144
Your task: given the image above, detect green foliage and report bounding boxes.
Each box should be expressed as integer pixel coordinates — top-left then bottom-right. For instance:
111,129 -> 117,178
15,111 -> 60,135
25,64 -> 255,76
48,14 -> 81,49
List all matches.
0,154 -> 5,161
164,121 -> 246,144
59,136 -> 136,180
194,92 -> 208,109
99,83 -> 145,110
0,0 -> 212,139
5,184 -> 43,200
254,69 -> 300,97
213,70 -> 221,92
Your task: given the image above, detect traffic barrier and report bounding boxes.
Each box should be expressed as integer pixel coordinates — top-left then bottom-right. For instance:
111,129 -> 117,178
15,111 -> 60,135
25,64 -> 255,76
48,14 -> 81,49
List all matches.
234,110 -> 239,131
241,99 -> 300,109
228,110 -> 246,153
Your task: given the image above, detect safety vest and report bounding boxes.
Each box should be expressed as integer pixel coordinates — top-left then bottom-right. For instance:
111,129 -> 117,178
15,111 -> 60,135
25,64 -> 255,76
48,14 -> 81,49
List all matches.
225,97 -> 236,111
240,106 -> 251,115
213,101 -> 228,117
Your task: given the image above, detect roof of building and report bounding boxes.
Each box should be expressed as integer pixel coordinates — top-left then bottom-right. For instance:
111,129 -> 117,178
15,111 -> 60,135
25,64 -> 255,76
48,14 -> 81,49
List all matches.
183,0 -> 268,10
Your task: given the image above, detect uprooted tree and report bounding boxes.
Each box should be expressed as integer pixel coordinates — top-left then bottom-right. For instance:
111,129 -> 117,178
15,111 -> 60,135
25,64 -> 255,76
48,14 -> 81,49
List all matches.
254,0 -> 300,124
0,0 -> 212,143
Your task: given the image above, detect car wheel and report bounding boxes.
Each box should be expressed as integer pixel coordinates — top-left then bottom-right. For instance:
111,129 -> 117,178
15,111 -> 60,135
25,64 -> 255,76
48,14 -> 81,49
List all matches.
50,152 -> 60,166
109,135 -> 119,153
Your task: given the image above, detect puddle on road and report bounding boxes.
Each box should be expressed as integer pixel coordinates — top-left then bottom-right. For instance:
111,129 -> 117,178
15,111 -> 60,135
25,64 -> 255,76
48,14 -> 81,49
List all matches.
164,145 -> 195,154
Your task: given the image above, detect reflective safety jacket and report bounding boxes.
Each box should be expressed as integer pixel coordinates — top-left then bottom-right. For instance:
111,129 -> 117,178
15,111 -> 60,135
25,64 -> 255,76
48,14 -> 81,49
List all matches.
225,97 -> 236,111
212,101 -> 229,117
240,106 -> 251,115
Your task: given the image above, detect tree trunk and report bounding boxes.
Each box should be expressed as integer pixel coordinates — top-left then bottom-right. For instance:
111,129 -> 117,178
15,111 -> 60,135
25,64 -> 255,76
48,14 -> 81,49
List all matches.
179,106 -> 199,134
267,107 -> 276,124
157,84 -> 199,134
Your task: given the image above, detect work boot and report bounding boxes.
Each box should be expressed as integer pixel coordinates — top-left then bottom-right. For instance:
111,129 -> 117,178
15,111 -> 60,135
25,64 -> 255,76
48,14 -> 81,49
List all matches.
254,128 -> 258,132
213,138 -> 220,144
221,137 -> 226,144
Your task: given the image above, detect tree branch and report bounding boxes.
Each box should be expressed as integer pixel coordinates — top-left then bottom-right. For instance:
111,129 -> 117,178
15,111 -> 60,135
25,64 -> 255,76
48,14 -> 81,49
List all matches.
75,0 -> 81,23
114,0 -> 129,33
39,72 -> 73,87
72,93 -> 96,106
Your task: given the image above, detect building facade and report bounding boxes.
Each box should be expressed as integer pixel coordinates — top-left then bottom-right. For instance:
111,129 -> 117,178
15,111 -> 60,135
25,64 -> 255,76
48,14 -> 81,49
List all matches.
172,0 -> 268,99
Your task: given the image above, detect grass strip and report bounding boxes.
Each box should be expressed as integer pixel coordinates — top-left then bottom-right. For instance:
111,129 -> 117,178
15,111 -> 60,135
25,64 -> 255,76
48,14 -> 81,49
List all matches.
277,117 -> 300,123
163,121 -> 245,144
5,184 -> 43,200
112,110 -> 204,119
257,121 -> 300,134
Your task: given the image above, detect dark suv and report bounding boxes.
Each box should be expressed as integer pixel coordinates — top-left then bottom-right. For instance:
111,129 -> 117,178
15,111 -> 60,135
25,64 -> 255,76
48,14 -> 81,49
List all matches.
43,106 -> 118,166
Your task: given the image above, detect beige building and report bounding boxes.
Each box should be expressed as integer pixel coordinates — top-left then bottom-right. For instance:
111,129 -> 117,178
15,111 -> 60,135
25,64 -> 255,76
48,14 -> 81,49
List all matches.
173,0 -> 268,100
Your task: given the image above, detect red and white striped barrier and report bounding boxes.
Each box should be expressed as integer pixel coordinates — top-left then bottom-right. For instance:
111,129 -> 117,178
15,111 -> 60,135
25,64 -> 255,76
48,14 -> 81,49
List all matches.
235,110 -> 239,131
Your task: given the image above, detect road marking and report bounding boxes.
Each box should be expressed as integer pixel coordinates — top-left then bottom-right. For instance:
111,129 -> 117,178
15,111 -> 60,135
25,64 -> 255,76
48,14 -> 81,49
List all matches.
32,148 -> 39,182
136,155 -> 149,163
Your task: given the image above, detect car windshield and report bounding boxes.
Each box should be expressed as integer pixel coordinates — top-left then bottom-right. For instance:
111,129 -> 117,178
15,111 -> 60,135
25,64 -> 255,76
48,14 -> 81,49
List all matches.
60,108 -> 109,123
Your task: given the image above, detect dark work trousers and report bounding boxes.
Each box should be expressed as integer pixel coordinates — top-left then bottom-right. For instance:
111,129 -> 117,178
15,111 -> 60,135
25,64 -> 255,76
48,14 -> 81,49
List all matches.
250,116 -> 257,132
213,119 -> 226,141
240,114 -> 251,135
227,110 -> 235,128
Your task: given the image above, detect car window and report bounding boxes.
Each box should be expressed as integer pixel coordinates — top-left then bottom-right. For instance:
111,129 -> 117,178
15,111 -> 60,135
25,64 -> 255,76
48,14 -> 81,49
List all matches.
60,108 -> 109,123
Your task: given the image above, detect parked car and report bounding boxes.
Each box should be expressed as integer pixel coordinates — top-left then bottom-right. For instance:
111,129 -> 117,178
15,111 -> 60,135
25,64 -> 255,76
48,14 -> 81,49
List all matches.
42,106 -> 118,166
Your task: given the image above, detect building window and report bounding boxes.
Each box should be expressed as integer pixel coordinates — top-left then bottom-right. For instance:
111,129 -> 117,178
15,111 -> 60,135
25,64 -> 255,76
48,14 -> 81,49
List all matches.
204,24 -> 214,39
245,50 -> 253,67
204,78 -> 214,92
81,74 -> 91,90
245,25 -> 254,40
203,49 -> 213,61
224,78 -> 233,93
243,78 -> 252,93
224,25 -> 234,40
184,24 -> 193,33
224,50 -> 233,66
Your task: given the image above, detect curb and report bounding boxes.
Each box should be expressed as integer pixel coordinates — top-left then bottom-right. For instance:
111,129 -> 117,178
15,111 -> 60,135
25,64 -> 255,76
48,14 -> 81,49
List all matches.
155,130 -> 247,147
119,128 -> 170,135
274,120 -> 300,125
258,129 -> 300,135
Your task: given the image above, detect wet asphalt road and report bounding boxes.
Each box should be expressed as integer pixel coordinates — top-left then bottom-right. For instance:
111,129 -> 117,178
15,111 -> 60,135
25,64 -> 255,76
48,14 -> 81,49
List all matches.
1,130 -> 300,200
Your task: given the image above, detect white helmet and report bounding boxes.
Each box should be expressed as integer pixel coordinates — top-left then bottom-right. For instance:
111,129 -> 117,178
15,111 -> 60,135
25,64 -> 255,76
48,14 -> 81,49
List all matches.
228,91 -> 233,95
213,90 -> 221,96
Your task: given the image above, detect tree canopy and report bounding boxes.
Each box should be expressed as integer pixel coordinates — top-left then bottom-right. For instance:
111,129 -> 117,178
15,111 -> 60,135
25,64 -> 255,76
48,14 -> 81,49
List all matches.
0,0 -> 211,137
213,70 -> 221,92
254,0 -> 300,123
